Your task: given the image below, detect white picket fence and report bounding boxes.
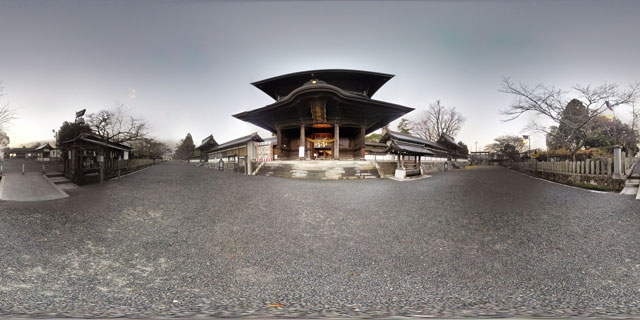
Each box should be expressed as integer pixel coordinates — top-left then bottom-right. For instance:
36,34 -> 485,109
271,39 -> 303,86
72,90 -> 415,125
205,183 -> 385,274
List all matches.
513,155 -> 636,177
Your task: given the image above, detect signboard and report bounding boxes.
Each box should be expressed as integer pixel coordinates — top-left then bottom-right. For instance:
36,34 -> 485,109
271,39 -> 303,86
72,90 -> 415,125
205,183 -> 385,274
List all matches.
299,146 -> 305,158
256,142 -> 273,161
123,151 -> 129,160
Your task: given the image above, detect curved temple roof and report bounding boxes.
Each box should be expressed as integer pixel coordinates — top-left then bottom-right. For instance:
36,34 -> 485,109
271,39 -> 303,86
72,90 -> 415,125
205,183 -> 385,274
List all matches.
234,70 -> 413,135
251,69 -> 394,100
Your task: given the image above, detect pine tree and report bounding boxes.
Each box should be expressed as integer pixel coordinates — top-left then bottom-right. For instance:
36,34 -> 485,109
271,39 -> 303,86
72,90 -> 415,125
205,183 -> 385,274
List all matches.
174,133 -> 195,160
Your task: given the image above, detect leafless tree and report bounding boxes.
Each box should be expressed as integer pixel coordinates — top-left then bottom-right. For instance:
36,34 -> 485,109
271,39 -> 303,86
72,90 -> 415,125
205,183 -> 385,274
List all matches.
0,83 -> 16,132
485,134 -> 527,153
500,77 -> 639,157
0,131 -> 9,146
87,102 -> 148,144
631,101 -> 640,134
412,100 -> 465,141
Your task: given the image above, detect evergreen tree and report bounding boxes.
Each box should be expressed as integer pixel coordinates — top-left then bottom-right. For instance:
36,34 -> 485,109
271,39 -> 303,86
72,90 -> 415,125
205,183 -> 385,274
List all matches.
57,121 -> 93,146
174,133 -> 195,160
457,141 -> 469,156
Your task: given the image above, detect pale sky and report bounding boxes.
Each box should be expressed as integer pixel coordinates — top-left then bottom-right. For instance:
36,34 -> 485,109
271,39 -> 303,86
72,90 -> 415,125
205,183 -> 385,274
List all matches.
1,0 -> 639,151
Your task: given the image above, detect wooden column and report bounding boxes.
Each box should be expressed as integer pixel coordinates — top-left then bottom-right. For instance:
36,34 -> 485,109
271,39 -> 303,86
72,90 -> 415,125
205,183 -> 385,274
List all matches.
334,124 -> 340,159
276,127 -> 282,160
300,125 -> 305,160
359,126 -> 366,159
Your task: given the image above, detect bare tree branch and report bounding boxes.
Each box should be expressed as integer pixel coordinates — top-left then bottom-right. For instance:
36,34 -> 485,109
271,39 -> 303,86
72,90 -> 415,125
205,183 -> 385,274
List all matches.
87,102 -> 149,144
411,100 -> 465,141
500,77 -> 639,157
0,83 -> 17,131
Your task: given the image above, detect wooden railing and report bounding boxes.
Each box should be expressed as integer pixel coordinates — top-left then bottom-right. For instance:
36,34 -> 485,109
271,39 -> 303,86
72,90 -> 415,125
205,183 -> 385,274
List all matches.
513,154 -> 636,177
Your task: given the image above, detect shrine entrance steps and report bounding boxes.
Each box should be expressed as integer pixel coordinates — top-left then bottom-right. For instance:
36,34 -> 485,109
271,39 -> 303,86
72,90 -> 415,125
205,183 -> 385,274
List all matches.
620,161 -> 640,199
255,160 -> 379,180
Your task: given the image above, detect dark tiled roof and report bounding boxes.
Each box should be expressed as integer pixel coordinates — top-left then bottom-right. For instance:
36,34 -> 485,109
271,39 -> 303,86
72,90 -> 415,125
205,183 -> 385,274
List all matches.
379,130 -> 448,151
6,147 -> 36,153
210,132 -> 263,152
437,134 -> 464,150
251,69 -> 394,100
34,143 -> 54,151
62,133 -> 132,151
365,142 -> 387,148
385,140 -> 435,156
365,141 -> 388,153
195,135 -> 218,151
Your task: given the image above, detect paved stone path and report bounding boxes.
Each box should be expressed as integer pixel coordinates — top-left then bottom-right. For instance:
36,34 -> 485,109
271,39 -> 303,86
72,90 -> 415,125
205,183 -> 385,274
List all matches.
0,173 -> 68,201
0,162 -> 639,318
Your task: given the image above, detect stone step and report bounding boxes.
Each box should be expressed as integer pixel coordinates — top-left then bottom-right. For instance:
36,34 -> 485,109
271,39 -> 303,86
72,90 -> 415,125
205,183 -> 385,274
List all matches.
256,161 -> 379,180
46,172 -> 65,178
625,179 -> 640,187
48,176 -> 71,184
621,186 -> 638,195
55,182 -> 78,190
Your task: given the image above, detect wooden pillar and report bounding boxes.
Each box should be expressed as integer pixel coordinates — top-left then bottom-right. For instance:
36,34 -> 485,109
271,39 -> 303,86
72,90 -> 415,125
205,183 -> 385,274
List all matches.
99,160 -> 104,183
334,124 -> 340,159
276,127 -> 282,160
300,125 -> 305,160
359,126 -> 366,159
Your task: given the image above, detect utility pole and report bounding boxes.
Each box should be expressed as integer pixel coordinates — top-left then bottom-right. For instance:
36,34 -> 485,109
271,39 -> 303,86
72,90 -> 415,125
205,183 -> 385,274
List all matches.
475,141 -> 478,153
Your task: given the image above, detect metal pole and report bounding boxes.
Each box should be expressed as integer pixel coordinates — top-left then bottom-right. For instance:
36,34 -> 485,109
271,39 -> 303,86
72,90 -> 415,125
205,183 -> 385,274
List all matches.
22,163 -> 24,175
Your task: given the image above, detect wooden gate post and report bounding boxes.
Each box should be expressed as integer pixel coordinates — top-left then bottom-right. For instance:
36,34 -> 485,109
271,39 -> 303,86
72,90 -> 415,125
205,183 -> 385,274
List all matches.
99,160 -> 104,183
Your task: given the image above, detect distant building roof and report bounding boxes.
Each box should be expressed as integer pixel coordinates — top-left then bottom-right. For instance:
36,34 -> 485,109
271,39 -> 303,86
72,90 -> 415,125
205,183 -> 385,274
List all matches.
34,143 -> 54,151
365,141 -> 388,154
62,133 -> 132,151
6,147 -> 36,153
209,132 -> 263,152
437,134 -> 464,151
379,130 -> 448,151
195,134 -> 218,151
385,140 -> 435,156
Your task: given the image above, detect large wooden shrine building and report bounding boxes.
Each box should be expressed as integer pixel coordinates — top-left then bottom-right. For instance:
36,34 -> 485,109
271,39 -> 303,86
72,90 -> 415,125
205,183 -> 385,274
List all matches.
233,69 -> 414,160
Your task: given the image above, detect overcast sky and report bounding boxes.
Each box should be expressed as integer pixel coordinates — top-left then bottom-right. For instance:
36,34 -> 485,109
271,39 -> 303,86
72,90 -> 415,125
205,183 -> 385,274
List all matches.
1,0 -> 639,151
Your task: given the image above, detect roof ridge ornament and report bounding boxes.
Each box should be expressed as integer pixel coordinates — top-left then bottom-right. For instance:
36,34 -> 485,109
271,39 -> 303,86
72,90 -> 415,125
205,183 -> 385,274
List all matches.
306,79 -> 326,85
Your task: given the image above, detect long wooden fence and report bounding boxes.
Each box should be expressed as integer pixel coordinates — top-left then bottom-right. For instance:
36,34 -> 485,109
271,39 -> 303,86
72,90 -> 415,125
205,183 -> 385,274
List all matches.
513,154 -> 636,177
102,158 -> 156,172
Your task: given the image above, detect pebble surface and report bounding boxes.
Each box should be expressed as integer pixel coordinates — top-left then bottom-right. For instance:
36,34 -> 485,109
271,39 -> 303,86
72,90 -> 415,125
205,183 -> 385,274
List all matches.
1,162 -> 639,318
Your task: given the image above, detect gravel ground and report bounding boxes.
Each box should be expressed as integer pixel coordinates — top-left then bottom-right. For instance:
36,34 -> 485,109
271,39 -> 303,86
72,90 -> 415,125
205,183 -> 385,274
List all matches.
1,161 -> 640,318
